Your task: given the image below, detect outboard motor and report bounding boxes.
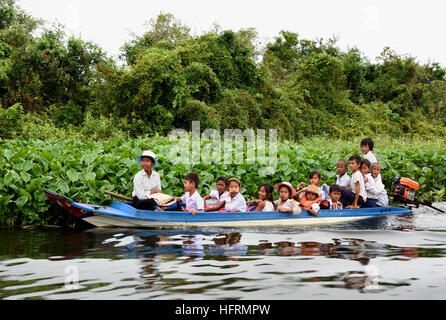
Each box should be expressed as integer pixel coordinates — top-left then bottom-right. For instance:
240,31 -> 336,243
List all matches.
391,177 -> 419,202
391,177 -> 444,213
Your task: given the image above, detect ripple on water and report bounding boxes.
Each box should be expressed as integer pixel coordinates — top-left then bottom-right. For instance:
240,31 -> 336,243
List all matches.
1,204 -> 446,299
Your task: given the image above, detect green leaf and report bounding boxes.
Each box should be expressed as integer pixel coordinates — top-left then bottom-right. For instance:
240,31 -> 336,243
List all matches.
59,181 -> 70,194
66,169 -> 79,182
20,171 -> 32,183
22,160 -> 33,172
4,171 -> 13,185
83,153 -> 96,164
15,196 -> 28,208
85,172 -> 96,181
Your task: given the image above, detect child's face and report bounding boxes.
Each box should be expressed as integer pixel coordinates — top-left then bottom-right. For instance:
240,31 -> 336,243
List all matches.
361,144 -> 370,155
140,157 -> 154,171
306,192 -> 317,201
183,179 -> 195,192
360,164 -> 370,176
309,175 -> 321,186
371,165 -> 381,178
279,187 -> 290,201
216,180 -> 227,194
336,162 -> 347,175
349,160 -> 360,172
330,190 -> 341,202
258,186 -> 267,200
228,181 -> 240,195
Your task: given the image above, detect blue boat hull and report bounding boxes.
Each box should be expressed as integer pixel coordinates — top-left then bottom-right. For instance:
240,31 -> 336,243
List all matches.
44,189 -> 412,228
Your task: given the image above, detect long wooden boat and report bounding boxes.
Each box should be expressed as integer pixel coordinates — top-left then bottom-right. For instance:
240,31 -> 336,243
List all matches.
44,189 -> 412,228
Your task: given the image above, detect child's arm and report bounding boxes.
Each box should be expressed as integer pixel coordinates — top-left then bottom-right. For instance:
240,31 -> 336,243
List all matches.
293,187 -> 307,200
191,209 -> 204,216
348,182 -> 361,208
307,208 -> 318,216
203,194 -> 211,201
255,200 -> 267,211
365,178 -> 379,196
297,182 -> 306,190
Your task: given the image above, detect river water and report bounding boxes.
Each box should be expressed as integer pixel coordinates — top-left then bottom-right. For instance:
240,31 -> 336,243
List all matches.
1,204 -> 446,300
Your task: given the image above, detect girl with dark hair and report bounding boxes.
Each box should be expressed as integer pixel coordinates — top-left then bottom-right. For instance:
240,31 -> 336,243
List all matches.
247,183 -> 275,212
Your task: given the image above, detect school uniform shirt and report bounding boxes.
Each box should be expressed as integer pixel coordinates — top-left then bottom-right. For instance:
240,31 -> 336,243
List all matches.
364,173 -> 379,200
336,173 -> 351,187
373,175 -> 389,207
364,151 -> 378,164
274,199 -> 301,214
263,201 -> 275,212
318,187 -> 326,200
350,171 -> 368,202
327,199 -> 343,209
132,169 -> 162,200
225,193 -> 247,212
181,190 -> 204,211
209,190 -> 228,202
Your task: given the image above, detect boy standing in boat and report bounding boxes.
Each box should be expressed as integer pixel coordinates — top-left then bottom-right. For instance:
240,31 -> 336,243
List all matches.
131,150 -> 162,210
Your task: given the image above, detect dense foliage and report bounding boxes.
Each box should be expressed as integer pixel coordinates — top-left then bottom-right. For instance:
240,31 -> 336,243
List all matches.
1,1 -> 445,140
1,2 -> 445,228
0,136 -> 445,227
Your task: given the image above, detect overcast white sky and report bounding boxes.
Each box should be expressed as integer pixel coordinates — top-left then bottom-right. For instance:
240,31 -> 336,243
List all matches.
19,0 -> 446,66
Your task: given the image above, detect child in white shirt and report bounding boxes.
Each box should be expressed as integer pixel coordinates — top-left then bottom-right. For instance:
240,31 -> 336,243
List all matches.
361,138 -> 378,164
321,159 -> 351,200
340,154 -> 367,208
224,177 -> 247,212
336,159 -> 351,187
274,182 -> 301,214
320,185 -> 343,210
371,163 -> 389,207
360,159 -> 378,207
248,183 -> 276,212
203,176 -> 228,212
175,172 -> 204,215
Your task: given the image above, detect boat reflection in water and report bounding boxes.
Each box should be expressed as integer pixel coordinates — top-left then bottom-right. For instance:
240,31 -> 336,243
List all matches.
58,229 -> 420,295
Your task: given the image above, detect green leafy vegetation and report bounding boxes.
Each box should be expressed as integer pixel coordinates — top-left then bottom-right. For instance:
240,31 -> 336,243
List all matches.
0,136 -> 445,227
1,1 -> 445,228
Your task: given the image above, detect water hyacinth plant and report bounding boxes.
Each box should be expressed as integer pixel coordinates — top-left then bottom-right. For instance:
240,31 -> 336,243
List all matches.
0,136 -> 445,227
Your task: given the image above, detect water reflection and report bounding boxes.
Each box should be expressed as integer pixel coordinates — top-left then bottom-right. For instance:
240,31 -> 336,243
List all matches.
2,218 -> 446,299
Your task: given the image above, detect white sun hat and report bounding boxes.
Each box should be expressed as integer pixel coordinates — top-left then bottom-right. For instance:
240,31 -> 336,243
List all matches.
136,150 -> 159,168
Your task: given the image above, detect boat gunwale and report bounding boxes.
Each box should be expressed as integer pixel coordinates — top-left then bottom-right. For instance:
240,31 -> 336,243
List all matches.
75,201 -> 412,223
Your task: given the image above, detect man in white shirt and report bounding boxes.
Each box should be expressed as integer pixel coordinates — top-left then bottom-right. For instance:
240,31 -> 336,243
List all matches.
131,150 -> 162,210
